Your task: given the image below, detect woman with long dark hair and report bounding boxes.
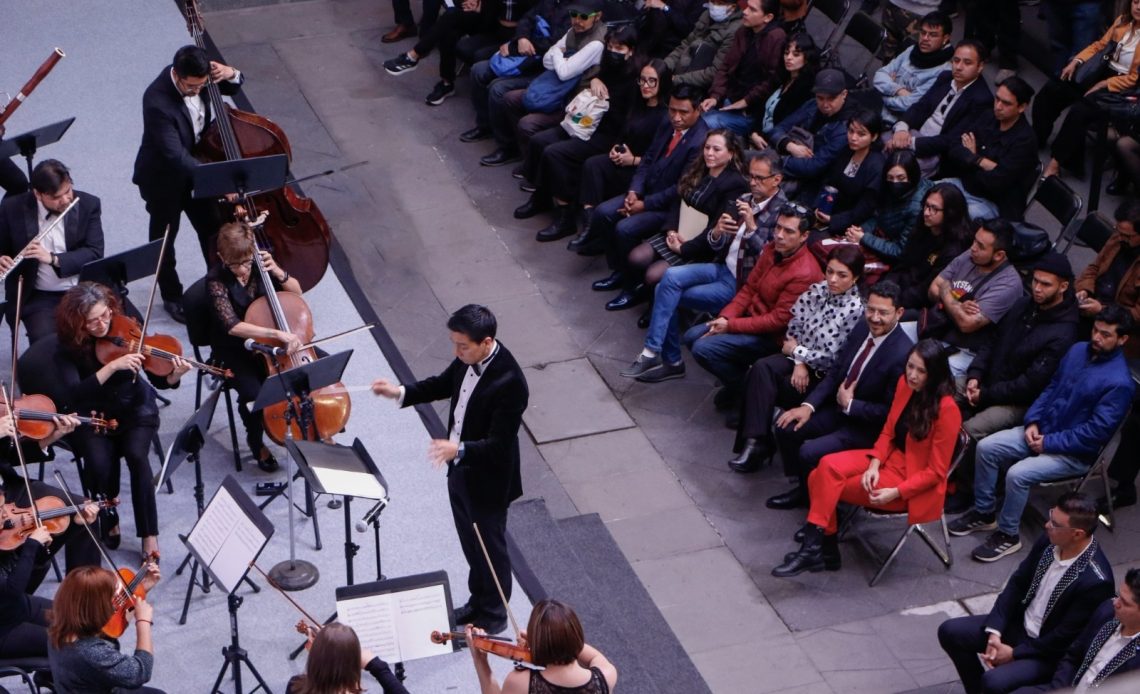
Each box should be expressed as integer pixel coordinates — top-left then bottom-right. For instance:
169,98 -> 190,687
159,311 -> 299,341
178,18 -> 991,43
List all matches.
842,148 -> 932,264
881,182 -> 973,308
773,339 -> 961,576
287,623 -> 408,694
750,32 -> 820,150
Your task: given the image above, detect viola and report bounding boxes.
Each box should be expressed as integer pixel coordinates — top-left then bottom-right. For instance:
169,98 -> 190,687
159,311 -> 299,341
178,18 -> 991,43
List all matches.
0,393 -> 117,439
102,551 -> 159,638
95,313 -> 232,379
0,492 -> 118,551
430,630 -> 533,664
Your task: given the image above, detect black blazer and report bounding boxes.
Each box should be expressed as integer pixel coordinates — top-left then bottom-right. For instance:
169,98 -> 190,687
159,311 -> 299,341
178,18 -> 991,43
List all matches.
402,343 -> 529,509
804,321 -> 913,427
630,115 -> 710,213
899,72 -> 993,158
1044,599 -> 1140,690
131,66 -> 244,197
984,535 -> 1114,662
0,190 -> 104,300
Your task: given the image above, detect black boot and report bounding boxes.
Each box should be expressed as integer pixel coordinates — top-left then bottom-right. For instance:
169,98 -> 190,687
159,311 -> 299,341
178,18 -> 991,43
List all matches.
536,205 -> 576,242
727,438 -> 771,473
514,193 -> 549,220
568,212 -> 604,255
784,530 -> 841,571
766,484 -> 808,510
773,524 -> 829,577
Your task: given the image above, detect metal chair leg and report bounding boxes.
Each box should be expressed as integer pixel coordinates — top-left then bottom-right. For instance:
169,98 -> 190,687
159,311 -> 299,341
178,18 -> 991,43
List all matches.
870,525 -> 915,587
914,523 -> 952,568
1099,466 -> 1116,531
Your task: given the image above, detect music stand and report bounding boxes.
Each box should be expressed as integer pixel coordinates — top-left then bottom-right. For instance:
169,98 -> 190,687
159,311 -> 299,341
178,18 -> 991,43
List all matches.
79,240 -> 163,320
251,349 -> 353,591
192,155 -> 288,200
0,118 -> 75,179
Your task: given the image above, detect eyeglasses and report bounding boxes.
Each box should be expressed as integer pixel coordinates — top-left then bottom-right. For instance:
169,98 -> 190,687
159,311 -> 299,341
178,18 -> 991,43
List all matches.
84,307 -> 113,328
637,76 -> 659,87
923,203 -> 943,213
749,172 -> 778,182
569,11 -> 597,19
225,257 -> 254,270
778,202 -> 810,217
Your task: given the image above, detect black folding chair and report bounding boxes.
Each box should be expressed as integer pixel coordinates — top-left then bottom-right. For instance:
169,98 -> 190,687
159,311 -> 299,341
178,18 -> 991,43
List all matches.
1069,212 -> 1114,254
1026,175 -> 1084,253
831,11 -> 885,87
810,0 -> 852,54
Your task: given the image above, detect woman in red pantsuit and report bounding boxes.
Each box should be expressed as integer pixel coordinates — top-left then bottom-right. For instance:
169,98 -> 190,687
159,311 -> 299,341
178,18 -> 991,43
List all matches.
773,339 -> 961,577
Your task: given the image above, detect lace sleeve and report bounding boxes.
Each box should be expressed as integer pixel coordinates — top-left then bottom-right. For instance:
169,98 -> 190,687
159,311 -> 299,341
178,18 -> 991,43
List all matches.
207,278 -> 241,332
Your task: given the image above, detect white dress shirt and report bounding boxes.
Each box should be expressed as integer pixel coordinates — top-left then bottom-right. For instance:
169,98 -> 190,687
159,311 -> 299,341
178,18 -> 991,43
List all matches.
1022,547 -> 1077,639
170,67 -> 242,142
34,199 -> 76,292
1075,625 -> 1138,693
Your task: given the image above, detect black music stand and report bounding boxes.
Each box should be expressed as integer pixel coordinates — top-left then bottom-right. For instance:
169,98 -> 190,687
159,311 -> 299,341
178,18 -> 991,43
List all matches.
79,240 -> 163,322
286,438 -> 390,660
251,349 -> 353,591
192,155 -> 288,200
0,118 -> 75,179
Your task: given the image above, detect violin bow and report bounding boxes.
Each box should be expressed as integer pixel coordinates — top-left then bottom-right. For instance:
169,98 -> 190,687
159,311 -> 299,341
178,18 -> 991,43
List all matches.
473,522 -> 524,641
133,224 -> 173,383
297,324 -> 375,352
4,278 -> 41,529
249,560 -> 323,627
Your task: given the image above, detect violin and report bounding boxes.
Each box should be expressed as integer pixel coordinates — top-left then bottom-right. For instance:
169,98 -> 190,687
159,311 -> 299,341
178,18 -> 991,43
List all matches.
95,313 -> 232,379
430,630 -> 533,664
0,393 -> 117,438
0,492 -> 117,551
102,551 -> 160,638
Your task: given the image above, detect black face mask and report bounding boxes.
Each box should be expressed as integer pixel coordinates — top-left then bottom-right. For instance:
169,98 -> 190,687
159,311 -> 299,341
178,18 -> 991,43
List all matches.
886,181 -> 912,200
602,50 -> 629,70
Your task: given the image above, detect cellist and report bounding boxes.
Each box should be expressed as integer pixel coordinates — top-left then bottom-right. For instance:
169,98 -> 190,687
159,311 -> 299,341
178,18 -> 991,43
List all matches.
132,45 -> 244,324
206,222 -> 302,472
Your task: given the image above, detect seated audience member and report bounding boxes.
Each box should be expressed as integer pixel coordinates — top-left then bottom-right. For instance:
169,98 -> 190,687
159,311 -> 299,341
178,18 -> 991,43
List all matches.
950,306 -> 1136,563
480,0 -> 608,168
1034,570 -> 1140,692
776,0 -> 809,35
750,32 -> 820,151
382,0 -> 441,43
726,246 -> 865,467
662,0 -> 743,94
925,219 -> 1025,381
938,492 -> 1114,694
845,149 -> 932,265
636,0 -> 704,59
515,25 -> 640,223
1035,3 -> 1140,178
460,0 -> 574,145
383,0 -> 531,106
961,253 -> 1080,442
1075,199 -> 1140,357
681,203 -> 822,406
699,0 -> 785,136
812,109 -> 886,237
619,151 -> 788,383
558,61 -> 671,248
887,40 -> 992,177
882,0 -> 943,60
881,182 -> 973,309
769,281 -> 913,509
613,129 -> 749,311
288,623 -> 409,694
940,76 -> 1038,221
773,339 -> 961,577
583,86 -> 708,284
768,68 -> 854,192
873,11 -> 954,124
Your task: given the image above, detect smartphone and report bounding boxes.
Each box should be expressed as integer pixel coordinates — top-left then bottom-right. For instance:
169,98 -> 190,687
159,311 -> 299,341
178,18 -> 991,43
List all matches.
614,144 -> 627,153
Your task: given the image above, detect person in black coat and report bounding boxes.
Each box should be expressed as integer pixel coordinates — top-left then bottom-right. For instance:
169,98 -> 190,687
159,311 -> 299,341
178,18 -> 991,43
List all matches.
372,305 -> 529,634
880,181 -> 973,309
767,281 -> 914,509
939,492 -> 1115,694
0,159 -> 103,343
132,45 -> 244,323
810,109 -> 886,236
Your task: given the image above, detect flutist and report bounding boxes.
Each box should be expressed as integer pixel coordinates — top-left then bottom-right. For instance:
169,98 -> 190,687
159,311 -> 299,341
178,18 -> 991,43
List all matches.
0,159 -> 103,342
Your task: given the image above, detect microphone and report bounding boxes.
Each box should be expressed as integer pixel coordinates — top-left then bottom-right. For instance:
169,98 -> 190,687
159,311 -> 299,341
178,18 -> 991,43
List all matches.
243,338 -> 286,357
354,498 -> 389,533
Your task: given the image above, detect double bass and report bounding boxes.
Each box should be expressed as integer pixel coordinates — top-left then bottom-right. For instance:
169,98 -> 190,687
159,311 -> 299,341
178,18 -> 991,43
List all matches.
181,0 -> 331,292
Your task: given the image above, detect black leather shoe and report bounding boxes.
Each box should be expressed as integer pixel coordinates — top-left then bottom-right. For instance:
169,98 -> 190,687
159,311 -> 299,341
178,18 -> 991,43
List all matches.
257,447 -> 280,473
784,535 -> 840,570
567,225 -> 603,254
480,148 -> 520,167
773,527 -> 830,577
163,300 -> 186,324
453,603 -> 478,625
766,485 -> 808,510
727,439 -> 770,473
459,127 -> 491,143
605,288 -> 645,311
637,308 -> 652,329
793,522 -> 809,543
536,206 -> 576,242
513,195 -> 549,219
592,272 -> 623,291
511,165 -> 526,180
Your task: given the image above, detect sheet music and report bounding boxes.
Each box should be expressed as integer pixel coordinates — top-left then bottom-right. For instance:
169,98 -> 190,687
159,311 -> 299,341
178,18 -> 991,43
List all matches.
186,483 -> 268,593
311,466 -> 387,500
340,593 -> 400,662
337,584 -> 452,663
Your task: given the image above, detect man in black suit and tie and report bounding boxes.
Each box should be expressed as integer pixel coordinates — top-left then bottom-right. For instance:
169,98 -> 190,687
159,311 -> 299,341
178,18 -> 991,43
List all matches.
372,305 -> 529,634
132,45 -> 244,324
767,281 -> 913,508
0,159 -> 103,343
887,40 -> 992,177
938,492 -> 1115,694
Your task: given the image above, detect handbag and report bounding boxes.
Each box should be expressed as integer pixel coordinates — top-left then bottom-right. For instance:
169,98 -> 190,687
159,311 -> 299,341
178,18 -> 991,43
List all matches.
561,90 -> 608,140
1091,89 -> 1140,125
523,69 -> 581,113
1074,40 -> 1117,90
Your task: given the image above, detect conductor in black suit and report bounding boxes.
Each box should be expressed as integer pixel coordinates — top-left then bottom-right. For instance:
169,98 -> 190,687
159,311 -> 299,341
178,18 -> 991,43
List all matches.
0,159 -> 103,342
372,305 -> 529,634
132,45 -> 244,324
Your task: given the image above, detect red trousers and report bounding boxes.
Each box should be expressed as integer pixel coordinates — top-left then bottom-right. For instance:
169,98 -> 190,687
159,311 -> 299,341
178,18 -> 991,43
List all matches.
806,449 -> 909,534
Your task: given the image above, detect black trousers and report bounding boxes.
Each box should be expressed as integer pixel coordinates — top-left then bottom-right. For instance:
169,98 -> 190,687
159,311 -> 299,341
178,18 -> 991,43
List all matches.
448,469 -> 510,621
0,594 -> 51,659
963,0 -> 1021,68
392,0 -> 443,32
738,355 -> 819,446
138,184 -> 223,303
5,289 -> 65,345
413,10 -> 500,83
72,425 -> 160,538
938,615 -> 1055,694
578,153 -> 636,208
536,130 -> 615,203
0,157 -> 28,197
775,408 -> 879,480
213,343 -> 268,452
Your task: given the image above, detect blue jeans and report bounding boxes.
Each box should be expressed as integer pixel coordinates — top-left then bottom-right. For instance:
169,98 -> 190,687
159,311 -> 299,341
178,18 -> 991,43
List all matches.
973,426 -> 1089,535
938,178 -> 1000,220
1042,1 -> 1104,77
473,62 -> 531,133
646,263 -> 737,363
702,108 -> 754,136
682,323 -> 778,394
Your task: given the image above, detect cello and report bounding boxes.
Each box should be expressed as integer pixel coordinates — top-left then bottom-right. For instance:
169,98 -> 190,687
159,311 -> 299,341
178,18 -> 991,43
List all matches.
181,0 -> 331,292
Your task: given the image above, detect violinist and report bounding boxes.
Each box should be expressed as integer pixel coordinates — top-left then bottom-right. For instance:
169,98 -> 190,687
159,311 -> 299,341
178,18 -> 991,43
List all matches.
466,599 -> 617,694
0,159 -> 104,342
132,45 -> 244,324
206,222 -> 302,472
287,622 -> 410,694
47,564 -> 162,694
53,282 -> 191,557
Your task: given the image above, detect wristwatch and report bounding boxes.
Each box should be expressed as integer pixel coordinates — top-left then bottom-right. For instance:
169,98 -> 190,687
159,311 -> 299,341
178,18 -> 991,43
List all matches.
51,253 -> 60,268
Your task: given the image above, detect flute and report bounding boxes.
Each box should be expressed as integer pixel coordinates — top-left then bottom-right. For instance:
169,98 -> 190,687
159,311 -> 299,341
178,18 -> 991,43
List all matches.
0,196 -> 79,282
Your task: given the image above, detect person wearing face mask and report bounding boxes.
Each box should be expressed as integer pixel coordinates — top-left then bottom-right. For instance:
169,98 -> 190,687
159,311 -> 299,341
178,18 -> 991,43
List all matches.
843,150 -> 932,265
699,0 -> 785,136
662,0 -> 743,93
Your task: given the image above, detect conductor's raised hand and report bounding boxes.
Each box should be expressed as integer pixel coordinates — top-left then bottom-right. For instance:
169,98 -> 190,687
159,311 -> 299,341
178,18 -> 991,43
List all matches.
371,378 -> 401,399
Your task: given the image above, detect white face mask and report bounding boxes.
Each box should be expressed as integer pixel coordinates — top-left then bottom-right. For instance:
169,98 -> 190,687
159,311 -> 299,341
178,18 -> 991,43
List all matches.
708,4 -> 732,22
